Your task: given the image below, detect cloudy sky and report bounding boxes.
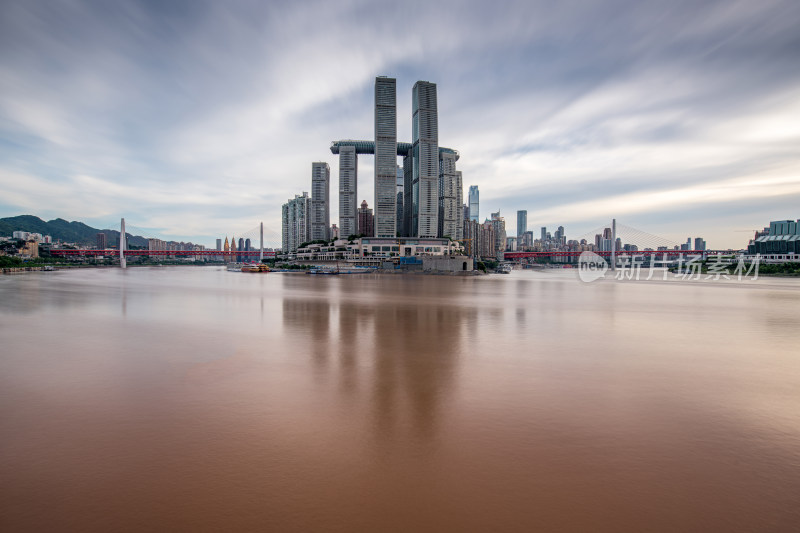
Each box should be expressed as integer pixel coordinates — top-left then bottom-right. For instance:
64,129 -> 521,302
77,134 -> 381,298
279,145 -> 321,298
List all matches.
1,0 -> 798,248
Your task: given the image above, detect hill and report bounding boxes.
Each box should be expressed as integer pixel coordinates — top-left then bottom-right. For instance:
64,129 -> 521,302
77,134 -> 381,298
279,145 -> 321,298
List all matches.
0,215 -> 149,247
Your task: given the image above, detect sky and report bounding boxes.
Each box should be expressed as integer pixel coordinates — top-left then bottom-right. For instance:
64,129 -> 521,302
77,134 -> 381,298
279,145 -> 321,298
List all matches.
1,0 -> 798,249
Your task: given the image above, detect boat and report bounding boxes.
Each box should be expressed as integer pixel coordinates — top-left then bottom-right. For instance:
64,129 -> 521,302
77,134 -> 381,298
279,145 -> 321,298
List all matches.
241,263 -> 271,273
307,268 -> 339,275
497,264 -> 512,274
306,261 -> 340,275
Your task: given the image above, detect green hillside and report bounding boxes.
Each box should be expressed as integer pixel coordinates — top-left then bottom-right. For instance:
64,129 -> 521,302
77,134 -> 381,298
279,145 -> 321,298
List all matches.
0,215 -> 148,247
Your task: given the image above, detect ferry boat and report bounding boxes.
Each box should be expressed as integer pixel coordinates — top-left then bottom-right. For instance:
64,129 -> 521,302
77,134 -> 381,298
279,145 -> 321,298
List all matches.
497,264 -> 513,274
241,263 -> 271,273
307,268 -> 339,275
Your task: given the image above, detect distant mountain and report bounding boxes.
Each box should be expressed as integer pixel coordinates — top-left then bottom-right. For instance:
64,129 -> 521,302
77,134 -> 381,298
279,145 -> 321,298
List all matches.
0,215 -> 148,247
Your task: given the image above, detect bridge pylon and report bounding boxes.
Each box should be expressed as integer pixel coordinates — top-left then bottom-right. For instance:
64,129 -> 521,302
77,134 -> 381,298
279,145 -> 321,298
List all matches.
120,218 -> 127,269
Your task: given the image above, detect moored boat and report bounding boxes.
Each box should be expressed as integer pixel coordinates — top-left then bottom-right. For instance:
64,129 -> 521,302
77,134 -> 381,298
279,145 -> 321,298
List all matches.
497,263 -> 512,274
306,268 -> 339,275
241,264 -> 271,273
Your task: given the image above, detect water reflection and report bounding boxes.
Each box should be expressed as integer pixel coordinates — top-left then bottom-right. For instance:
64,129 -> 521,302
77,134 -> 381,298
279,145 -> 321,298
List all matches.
2,268 -> 800,532
280,275 -> 479,445
282,296 -> 331,378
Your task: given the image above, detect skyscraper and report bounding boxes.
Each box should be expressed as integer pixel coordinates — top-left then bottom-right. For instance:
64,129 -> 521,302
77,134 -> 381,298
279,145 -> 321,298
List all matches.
402,151 -> 413,237
468,185 -> 479,222
282,192 -> 311,253
311,162 -> 330,241
330,77 -> 461,241
517,210 -> 527,238
438,151 -> 461,240
694,237 -> 706,251
338,145 -> 357,238
455,171 -> 463,240
374,76 -> 397,238
396,165 -> 404,235
412,81 -> 439,238
358,200 -> 374,237
541,227 -> 547,242
491,211 -> 506,256
96,233 -> 106,250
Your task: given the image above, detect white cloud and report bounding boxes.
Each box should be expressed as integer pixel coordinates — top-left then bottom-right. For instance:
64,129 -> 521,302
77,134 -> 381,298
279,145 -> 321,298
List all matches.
1,0 -> 799,249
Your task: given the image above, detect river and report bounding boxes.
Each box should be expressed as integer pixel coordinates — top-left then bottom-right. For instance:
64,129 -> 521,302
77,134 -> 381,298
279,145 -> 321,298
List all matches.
1,267 -> 799,532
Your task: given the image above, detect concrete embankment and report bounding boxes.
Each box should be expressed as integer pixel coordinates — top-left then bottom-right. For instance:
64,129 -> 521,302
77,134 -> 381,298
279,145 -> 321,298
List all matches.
1,266 -> 48,274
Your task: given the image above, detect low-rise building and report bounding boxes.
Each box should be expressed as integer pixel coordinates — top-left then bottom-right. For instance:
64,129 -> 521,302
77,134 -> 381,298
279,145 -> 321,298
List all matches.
422,256 -> 473,272
748,219 -> 800,257
20,240 -> 39,258
294,237 -> 461,262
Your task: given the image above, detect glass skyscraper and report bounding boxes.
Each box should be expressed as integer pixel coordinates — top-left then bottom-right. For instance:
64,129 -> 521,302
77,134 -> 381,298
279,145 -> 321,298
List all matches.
374,77 -> 397,238
468,185 -> 479,222
412,81 -> 439,238
330,78 -> 460,241
517,210 -> 527,237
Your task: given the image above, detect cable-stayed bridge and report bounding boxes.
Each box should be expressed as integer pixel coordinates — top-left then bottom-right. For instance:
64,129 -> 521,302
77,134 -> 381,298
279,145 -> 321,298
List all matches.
48,217 -> 724,267
50,218 -> 281,265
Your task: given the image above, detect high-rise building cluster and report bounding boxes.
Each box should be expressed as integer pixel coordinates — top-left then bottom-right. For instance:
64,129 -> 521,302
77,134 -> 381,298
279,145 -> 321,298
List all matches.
280,162 -> 331,253
509,213 -> 713,256
681,237 -> 707,251
459,206 -> 506,260
215,235 -> 256,262
463,218 -> 497,259
278,76 -> 498,257
149,238 -> 207,253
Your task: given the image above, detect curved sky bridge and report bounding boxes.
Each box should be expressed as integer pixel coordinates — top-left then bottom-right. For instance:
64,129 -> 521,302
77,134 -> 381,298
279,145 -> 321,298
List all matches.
330,140 -> 459,160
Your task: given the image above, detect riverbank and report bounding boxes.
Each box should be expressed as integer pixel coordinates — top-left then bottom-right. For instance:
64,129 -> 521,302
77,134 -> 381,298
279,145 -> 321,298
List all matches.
1,266 -> 52,274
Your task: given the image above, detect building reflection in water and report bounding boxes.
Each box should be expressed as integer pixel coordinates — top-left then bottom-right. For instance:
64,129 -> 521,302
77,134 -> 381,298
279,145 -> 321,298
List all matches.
281,275 -> 478,448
